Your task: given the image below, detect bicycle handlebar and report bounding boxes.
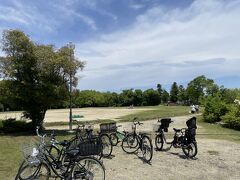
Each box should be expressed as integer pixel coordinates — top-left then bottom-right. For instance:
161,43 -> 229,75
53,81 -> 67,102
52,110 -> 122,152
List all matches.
133,121 -> 143,126
36,126 -> 47,143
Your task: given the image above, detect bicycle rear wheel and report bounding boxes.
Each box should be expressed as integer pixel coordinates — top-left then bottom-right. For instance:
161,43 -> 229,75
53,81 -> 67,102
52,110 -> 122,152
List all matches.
121,134 -> 139,154
110,133 -> 118,146
71,157 -> 105,180
182,141 -> 198,158
15,161 -> 50,180
100,134 -> 113,157
141,136 -> 153,163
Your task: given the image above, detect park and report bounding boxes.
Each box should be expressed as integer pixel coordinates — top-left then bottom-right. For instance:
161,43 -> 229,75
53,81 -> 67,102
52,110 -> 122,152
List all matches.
1,0 -> 240,179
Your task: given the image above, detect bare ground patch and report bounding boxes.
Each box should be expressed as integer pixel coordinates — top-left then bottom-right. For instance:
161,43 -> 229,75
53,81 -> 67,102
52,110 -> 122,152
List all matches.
104,139 -> 240,180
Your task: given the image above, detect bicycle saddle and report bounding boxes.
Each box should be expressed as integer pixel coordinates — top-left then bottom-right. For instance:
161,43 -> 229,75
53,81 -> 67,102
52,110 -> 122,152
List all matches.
173,128 -> 181,132
59,140 -> 70,147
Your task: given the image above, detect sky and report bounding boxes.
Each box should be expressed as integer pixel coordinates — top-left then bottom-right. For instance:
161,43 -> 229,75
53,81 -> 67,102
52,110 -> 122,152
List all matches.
0,0 -> 240,92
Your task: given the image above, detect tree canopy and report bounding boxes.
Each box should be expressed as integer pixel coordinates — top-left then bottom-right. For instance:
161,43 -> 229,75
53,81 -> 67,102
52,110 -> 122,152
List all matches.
0,30 -> 84,129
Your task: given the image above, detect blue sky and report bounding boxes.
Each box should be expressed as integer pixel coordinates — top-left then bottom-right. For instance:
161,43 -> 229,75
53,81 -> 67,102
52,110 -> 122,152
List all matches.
0,0 -> 240,92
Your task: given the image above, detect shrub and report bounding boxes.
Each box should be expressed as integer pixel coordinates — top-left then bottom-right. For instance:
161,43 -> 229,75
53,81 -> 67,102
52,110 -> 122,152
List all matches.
221,104 -> 240,130
203,95 -> 228,123
0,118 -> 33,133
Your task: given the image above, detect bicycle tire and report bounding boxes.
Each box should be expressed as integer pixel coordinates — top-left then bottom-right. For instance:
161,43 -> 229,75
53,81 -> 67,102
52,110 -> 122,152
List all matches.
71,156 -> 105,180
100,133 -> 113,158
15,161 -> 50,180
182,141 -> 198,158
141,135 -> 153,163
121,133 -> 139,154
155,134 -> 164,151
110,133 -> 119,146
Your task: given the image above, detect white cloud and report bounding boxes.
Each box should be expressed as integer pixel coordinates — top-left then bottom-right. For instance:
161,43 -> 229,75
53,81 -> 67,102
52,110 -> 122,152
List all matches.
0,0 -> 58,32
75,0 -> 240,90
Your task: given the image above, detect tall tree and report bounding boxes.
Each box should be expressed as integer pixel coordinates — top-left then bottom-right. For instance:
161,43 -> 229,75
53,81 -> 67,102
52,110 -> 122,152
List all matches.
186,75 -> 216,104
170,82 -> 179,103
178,85 -> 187,104
157,83 -> 163,104
0,30 -> 84,129
143,89 -> 160,105
161,89 -> 169,103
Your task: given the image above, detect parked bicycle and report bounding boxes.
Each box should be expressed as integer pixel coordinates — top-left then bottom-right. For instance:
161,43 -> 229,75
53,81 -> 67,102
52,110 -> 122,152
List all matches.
67,122 -> 113,158
154,117 -> 198,158
121,119 -> 153,163
15,127 -> 105,180
99,122 -> 128,146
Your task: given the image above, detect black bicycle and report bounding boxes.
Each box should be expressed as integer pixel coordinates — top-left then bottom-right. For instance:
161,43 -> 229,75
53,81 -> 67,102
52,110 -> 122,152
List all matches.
67,122 -> 113,158
121,120 -> 153,163
155,117 -> 198,158
15,127 -> 105,180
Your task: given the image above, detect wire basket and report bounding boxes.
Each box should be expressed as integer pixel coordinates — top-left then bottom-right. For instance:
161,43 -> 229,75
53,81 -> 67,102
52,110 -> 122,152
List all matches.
100,123 -> 116,133
21,140 -> 41,165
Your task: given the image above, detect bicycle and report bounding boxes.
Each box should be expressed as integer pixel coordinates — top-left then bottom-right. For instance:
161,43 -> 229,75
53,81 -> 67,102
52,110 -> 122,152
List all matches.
15,127 -> 105,180
66,122 -> 112,158
109,125 -> 128,146
121,119 -> 153,163
155,117 -> 198,158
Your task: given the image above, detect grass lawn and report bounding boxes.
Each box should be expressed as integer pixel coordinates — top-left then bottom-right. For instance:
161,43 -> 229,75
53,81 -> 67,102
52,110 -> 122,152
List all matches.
197,115 -> 240,143
119,105 -> 191,122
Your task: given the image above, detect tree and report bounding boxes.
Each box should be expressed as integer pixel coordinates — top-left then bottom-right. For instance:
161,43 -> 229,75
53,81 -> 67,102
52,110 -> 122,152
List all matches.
133,89 -> 143,106
186,75 -> 216,104
157,84 -> 163,103
119,89 -> 135,106
178,85 -> 187,104
170,82 -> 178,103
143,89 -> 160,106
161,89 -> 169,103
0,30 -> 84,129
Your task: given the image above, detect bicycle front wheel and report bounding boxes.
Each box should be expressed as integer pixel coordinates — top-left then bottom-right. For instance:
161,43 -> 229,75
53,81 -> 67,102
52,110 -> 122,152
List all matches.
15,161 -> 50,180
142,136 -> 153,163
71,157 -> 105,180
155,134 -> 164,151
121,134 -> 139,154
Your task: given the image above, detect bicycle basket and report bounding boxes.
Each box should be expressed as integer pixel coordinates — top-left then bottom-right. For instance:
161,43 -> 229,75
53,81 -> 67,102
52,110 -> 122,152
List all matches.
100,122 -> 116,133
78,138 -> 102,156
160,118 -> 171,129
21,140 -> 41,165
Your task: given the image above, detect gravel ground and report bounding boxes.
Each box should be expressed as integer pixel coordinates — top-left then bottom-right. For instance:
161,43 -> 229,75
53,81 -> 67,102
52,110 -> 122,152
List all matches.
103,138 -> 240,180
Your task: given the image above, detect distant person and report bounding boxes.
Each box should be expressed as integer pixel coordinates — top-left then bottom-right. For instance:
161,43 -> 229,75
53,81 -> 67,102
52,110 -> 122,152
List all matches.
190,104 -> 196,114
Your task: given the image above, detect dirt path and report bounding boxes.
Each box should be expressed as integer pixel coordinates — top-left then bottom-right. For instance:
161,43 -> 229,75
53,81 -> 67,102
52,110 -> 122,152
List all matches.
103,139 -> 240,180
0,107 -> 154,122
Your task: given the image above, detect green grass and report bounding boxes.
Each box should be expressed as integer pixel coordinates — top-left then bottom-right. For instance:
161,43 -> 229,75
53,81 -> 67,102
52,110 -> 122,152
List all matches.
0,133 -> 74,179
119,105 -> 191,122
197,115 -> 240,143
44,119 -> 115,127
